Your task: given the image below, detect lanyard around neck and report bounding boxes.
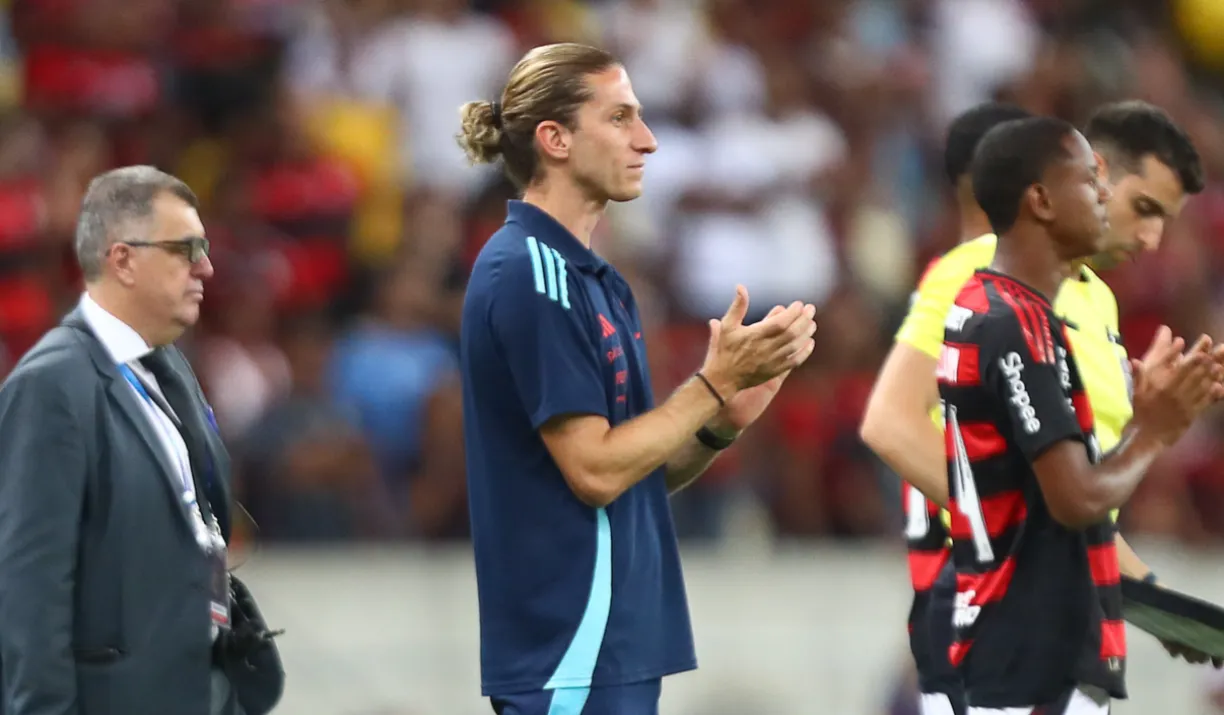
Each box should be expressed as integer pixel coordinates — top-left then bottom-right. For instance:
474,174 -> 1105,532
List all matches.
118,363 -> 195,497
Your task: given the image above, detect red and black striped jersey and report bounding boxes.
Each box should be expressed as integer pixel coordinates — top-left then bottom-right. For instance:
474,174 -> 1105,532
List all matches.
937,270 -> 1125,708
903,483 -> 958,694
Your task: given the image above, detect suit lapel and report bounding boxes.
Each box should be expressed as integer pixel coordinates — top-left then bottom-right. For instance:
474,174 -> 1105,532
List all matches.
156,347 -> 233,540
60,310 -> 197,532
106,377 -> 196,526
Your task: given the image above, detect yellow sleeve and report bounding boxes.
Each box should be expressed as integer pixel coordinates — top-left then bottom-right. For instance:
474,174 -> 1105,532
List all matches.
895,235 -> 997,359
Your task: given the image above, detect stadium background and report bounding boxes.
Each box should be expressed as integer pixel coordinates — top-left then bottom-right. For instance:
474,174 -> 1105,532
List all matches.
2,0 -> 1224,712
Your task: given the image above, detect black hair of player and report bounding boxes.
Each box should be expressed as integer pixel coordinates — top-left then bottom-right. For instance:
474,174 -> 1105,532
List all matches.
943,102 -> 1033,186
971,117 -> 1079,235
1084,100 -> 1204,195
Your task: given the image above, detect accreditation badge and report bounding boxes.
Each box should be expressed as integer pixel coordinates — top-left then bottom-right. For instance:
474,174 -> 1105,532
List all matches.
205,520 -> 230,629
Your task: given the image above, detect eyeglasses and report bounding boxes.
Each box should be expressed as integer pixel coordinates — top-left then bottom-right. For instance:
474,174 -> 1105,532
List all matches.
120,237 -> 210,263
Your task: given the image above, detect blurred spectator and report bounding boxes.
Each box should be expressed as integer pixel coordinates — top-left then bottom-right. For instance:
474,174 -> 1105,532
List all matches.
929,0 -> 1039,125
671,51 -> 845,321
597,0 -> 711,120
286,0 -> 515,196
327,259 -> 466,539
197,275 -> 292,440
755,288 -> 891,537
283,0 -> 399,102
171,0 -> 282,128
222,84 -> 363,311
0,112 -> 54,361
239,313 -> 396,541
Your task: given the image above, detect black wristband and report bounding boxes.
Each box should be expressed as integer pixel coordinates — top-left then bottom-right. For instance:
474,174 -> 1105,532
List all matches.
694,371 -> 726,408
1143,571 -> 1158,585
696,425 -> 735,451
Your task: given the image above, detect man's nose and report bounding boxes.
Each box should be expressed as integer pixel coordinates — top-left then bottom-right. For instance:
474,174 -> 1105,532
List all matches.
192,254 -> 215,279
1137,219 -> 1165,253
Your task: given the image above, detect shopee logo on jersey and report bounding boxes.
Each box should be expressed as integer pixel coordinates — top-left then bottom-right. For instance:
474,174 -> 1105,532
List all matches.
1000,352 -> 1041,434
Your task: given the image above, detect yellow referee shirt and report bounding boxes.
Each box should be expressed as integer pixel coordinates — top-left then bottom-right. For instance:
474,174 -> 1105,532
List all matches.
897,234 -> 1131,524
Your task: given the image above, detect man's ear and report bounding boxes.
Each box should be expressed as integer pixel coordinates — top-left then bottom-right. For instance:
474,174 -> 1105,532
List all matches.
109,243 -> 138,287
1093,150 -> 1110,184
535,120 -> 572,162
1027,183 -> 1055,223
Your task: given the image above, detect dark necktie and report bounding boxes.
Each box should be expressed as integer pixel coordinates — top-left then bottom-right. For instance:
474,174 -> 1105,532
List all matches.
140,349 -> 215,524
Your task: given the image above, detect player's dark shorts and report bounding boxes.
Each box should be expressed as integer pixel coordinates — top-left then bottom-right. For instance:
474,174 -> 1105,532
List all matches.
967,684 -> 1110,715
490,679 -> 662,715
921,561 -> 966,715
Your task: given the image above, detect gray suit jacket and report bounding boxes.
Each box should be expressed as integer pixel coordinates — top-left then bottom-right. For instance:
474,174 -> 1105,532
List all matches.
0,309 -> 267,715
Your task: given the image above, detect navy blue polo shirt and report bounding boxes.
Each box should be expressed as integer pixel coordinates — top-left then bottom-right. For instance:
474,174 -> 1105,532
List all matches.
460,200 -> 697,696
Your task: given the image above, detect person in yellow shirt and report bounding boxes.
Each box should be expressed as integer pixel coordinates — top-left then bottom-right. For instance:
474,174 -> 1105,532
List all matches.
861,100 -> 1210,715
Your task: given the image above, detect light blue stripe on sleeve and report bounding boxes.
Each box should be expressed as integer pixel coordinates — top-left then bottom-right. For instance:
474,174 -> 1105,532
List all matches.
546,687 -> 592,715
544,507 -> 612,689
525,237 -> 547,295
551,248 -> 570,309
540,242 -> 559,302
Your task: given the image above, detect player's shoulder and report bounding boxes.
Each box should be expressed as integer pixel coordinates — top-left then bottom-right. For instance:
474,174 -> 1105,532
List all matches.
1077,263 -> 1105,285
948,271 -> 1048,339
468,223 -> 585,316
920,234 -> 998,289
470,222 -> 533,279
1054,264 -> 1120,335
471,224 -> 546,284
971,272 -> 1065,366
1076,263 -> 1119,309
945,233 -> 999,266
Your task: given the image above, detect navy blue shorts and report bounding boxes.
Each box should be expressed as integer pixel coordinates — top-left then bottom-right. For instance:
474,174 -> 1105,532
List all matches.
490,679 -> 662,715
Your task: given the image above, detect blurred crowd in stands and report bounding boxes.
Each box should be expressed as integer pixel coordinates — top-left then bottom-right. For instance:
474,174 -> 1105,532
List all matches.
4,0 -> 1224,546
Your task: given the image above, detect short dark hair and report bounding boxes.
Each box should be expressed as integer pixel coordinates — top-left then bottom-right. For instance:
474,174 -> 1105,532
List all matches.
76,166 -> 200,282
944,102 -> 1033,186
971,117 -> 1079,235
1084,100 -> 1204,195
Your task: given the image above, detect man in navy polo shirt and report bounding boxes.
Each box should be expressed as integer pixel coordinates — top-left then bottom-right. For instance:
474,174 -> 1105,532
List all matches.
455,43 -> 818,715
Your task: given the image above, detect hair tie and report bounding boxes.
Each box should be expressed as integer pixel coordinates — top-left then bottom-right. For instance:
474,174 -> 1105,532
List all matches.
490,101 -> 503,129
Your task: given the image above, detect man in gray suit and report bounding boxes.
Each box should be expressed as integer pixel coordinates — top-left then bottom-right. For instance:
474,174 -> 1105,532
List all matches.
0,166 -> 283,715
